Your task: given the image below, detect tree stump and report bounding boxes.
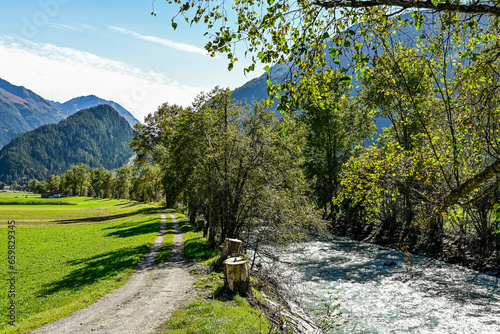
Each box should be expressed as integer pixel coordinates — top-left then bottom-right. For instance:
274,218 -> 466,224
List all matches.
223,256 -> 251,296
221,238 -> 242,260
196,219 -> 205,231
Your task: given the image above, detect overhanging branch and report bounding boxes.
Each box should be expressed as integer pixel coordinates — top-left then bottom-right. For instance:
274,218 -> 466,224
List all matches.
313,0 -> 500,17
427,158 -> 500,223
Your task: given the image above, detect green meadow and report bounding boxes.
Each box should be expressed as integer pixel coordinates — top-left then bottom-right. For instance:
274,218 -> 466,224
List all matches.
0,193 -> 170,334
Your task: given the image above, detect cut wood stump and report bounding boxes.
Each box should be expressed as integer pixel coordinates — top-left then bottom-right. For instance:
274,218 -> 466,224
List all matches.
223,256 -> 251,296
196,219 -> 205,231
221,238 -> 242,260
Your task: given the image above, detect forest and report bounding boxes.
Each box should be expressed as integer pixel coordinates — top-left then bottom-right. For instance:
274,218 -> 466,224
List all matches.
25,63 -> 500,273
0,104 -> 133,184
12,1 -> 500,275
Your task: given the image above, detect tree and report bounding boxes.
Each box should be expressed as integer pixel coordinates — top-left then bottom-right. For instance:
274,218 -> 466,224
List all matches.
131,164 -> 163,202
131,87 -> 322,249
162,0 -> 499,104
160,0 -> 500,218
61,164 -> 90,196
89,167 -> 108,198
334,44 -> 500,252
130,103 -> 191,207
114,165 -> 133,199
45,175 -> 61,192
27,179 -> 43,193
296,70 -> 376,221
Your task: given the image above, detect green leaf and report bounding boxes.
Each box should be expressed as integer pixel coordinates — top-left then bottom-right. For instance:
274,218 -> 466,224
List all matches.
414,14 -> 423,31
494,203 -> 500,211
339,76 -> 351,84
228,63 -> 234,71
264,65 -> 270,72
172,21 -> 178,30
333,58 -> 340,65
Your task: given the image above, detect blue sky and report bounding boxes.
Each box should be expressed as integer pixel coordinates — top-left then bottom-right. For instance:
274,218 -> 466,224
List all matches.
0,0 -> 262,122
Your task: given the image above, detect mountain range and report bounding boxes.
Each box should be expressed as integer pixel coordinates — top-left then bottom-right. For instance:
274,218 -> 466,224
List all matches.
50,95 -> 140,127
0,77 -> 139,150
0,104 -> 134,184
0,78 -> 67,150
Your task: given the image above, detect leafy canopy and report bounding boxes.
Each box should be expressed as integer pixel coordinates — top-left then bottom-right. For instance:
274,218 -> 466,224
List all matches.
159,0 -> 500,111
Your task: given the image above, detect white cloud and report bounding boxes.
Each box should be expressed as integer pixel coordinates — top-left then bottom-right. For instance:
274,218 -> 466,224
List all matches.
78,23 -> 97,30
47,22 -> 79,31
46,22 -> 97,31
0,36 -> 208,122
108,25 -> 208,56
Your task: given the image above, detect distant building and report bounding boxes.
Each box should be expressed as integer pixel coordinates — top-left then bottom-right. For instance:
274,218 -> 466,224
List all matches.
41,192 -> 62,198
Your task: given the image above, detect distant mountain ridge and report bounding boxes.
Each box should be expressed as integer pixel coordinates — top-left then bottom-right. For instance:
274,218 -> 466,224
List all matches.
0,105 -> 134,184
50,95 -> 140,127
0,78 -> 66,149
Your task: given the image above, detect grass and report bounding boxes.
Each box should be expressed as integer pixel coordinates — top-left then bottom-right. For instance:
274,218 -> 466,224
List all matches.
0,193 -> 76,205
0,194 -> 171,333
159,297 -> 271,334
155,212 -> 175,264
172,211 -> 220,262
159,212 -> 272,334
0,194 -> 151,227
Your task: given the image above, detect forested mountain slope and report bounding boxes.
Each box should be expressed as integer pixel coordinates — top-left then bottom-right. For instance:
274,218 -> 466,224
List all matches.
0,105 -> 133,184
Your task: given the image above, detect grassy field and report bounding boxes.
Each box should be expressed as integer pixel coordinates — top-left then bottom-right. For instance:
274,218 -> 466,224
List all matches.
0,193 -> 169,333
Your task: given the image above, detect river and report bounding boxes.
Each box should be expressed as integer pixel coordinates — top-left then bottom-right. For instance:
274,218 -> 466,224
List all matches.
268,237 -> 500,333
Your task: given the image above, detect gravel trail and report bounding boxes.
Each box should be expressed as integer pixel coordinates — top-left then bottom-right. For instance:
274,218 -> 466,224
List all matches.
32,210 -> 194,334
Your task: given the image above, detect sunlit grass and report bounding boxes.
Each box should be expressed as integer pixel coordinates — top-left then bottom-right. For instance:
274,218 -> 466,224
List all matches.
0,195 -> 148,227
155,212 -> 175,264
160,297 -> 270,334
0,194 -> 169,333
171,211 -> 220,262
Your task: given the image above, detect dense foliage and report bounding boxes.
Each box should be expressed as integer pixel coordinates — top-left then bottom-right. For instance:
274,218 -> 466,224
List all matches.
131,87 -> 322,252
155,0 -> 500,268
0,105 -> 134,184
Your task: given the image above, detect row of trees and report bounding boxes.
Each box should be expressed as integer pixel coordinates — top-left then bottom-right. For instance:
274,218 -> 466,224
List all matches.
131,88 -> 322,255
26,163 -> 163,203
127,50 -> 499,265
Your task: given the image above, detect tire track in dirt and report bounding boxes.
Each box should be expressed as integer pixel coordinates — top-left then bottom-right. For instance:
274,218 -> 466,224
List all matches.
32,210 -> 194,334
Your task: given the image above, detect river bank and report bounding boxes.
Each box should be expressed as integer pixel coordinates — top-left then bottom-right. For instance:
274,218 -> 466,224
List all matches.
330,219 -> 500,277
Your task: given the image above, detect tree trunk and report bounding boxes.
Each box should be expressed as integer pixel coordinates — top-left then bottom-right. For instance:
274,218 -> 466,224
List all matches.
223,256 -> 251,296
188,202 -> 198,224
196,219 -> 205,231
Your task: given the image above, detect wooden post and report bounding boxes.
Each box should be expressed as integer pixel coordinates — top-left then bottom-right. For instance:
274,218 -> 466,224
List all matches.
221,238 -> 242,260
196,219 -> 205,231
223,256 -> 251,296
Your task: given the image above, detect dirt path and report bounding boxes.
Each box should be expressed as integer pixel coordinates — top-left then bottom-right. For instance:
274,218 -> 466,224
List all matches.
32,210 -> 194,334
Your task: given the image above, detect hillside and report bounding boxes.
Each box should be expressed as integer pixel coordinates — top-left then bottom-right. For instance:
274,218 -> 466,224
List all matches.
0,105 -> 134,184
231,65 -> 288,113
0,78 -> 66,149
51,95 -> 140,127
